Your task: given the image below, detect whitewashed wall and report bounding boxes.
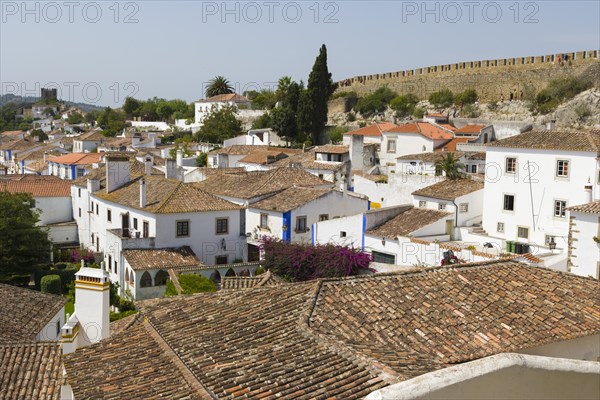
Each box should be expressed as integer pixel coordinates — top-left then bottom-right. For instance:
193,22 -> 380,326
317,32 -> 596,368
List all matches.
568,211 -> 600,279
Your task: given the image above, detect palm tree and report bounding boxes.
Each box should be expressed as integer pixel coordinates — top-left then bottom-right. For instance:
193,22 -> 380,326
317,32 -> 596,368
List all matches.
205,76 -> 234,98
276,76 -> 292,103
434,152 -> 465,179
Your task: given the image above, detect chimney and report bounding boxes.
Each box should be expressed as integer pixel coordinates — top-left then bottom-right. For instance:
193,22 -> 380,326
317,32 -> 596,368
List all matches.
87,178 -> 100,193
105,155 -> 130,193
140,178 -> 147,208
61,267 -> 110,354
176,149 -> 183,167
546,120 -> 556,130
349,134 -> 364,172
585,178 -> 593,203
148,132 -> 156,148
165,159 -> 178,180
144,156 -> 152,176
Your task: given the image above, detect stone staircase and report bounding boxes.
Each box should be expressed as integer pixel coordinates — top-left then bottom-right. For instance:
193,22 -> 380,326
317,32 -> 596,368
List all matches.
470,223 -> 489,236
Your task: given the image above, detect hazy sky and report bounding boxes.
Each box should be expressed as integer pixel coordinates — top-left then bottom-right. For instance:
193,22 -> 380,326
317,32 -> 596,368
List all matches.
1,1 -> 598,106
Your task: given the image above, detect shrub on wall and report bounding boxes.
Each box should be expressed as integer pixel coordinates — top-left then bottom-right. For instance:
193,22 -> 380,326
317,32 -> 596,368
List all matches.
164,274 -> 217,297
260,237 -> 373,281
41,275 -> 62,295
354,86 -> 397,116
454,89 -> 478,105
429,89 -> 454,108
390,93 -> 419,116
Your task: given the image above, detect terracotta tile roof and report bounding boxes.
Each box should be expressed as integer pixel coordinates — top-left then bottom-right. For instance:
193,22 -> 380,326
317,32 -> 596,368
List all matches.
0,343 -> 63,400
64,261 -> 600,398
23,160 -> 48,173
465,151 -> 486,160
438,123 -> 457,132
315,144 -> 349,154
385,122 -> 454,140
436,137 -> 474,152
123,247 -> 201,271
0,130 -> 25,137
0,137 -> 42,151
488,129 -> 600,152
0,283 -> 65,342
454,124 -> 487,134
270,146 -> 349,171
238,150 -> 289,165
221,271 -> 285,290
0,174 -> 71,197
209,145 -> 301,156
71,158 -> 162,188
310,261 -> 600,370
47,152 -> 103,165
412,178 -> 484,201
367,206 -> 451,239
250,186 -> 334,212
74,130 -> 105,141
195,167 -> 330,200
95,175 -> 241,213
204,93 -> 249,103
344,122 -> 397,137
567,200 -> 600,214
397,151 -> 464,162
353,171 -> 387,182
64,316 -> 208,400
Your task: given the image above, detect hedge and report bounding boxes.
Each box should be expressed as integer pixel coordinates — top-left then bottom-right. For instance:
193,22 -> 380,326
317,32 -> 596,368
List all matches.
34,266 -> 78,292
41,275 -> 62,295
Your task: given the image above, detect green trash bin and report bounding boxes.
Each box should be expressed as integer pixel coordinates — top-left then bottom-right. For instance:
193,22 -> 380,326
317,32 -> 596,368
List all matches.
506,241 -> 514,253
510,241 -> 517,253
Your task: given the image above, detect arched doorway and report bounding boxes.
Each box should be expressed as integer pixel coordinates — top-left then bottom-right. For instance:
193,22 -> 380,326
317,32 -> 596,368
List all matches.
155,270 -> 169,286
225,268 -> 236,277
209,270 -> 222,283
239,269 -> 251,277
140,271 -> 153,287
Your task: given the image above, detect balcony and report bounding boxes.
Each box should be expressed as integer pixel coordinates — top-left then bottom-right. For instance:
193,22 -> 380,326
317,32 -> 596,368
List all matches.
107,229 -> 155,249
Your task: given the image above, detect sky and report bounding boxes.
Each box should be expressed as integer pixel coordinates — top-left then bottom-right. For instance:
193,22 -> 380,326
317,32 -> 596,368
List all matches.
1,0 -> 599,107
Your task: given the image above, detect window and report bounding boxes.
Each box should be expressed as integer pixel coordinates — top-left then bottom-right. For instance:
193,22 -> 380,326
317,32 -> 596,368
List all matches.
108,255 -> 112,272
176,220 -> 190,237
503,194 -> 515,211
155,270 -> 169,286
78,208 -> 81,217
215,255 -> 228,265
56,320 -> 60,337
140,271 -> 152,287
107,209 -> 112,222
545,235 -> 556,246
419,200 -> 427,208
318,174 -> 324,179
216,218 -> 228,234
556,160 -> 569,177
497,222 -> 505,233
517,226 -> 529,239
260,213 -> 268,229
505,157 -> 517,174
387,139 -> 396,153
319,214 -> 329,221
554,200 -> 567,218
296,216 -> 307,232
95,204 -> 99,215
78,188 -> 81,198
114,260 -> 118,274
90,201 -> 94,212
438,203 -> 447,211
467,164 -> 477,173
76,168 -> 85,178
459,203 -> 469,213
143,221 -> 149,238
133,218 -> 138,230
372,251 -> 396,264
340,231 -> 347,237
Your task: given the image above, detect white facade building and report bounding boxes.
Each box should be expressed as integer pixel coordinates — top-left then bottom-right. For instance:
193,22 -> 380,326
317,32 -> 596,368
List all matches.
566,200 -> 600,279
194,93 -> 252,125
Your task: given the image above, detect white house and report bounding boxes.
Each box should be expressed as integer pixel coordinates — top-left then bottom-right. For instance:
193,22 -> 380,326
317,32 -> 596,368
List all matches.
342,122 -> 395,146
47,152 -> 103,180
566,200 -> 600,279
208,145 -> 300,169
411,178 -> 485,234
195,93 -> 252,125
71,154 -> 246,298
224,128 -> 285,147
246,186 -> 369,246
72,130 -> 106,153
380,122 -> 454,165
477,129 -> 600,268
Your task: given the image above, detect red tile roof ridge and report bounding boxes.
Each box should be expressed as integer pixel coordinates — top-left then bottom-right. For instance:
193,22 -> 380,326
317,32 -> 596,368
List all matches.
142,317 -> 215,399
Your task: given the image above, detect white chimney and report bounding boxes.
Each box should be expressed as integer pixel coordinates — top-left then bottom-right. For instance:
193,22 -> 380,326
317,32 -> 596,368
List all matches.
140,178 -> 147,208
546,120 -> 556,130
61,267 -> 110,354
105,155 -> 130,193
176,149 -> 183,167
349,134 -> 364,172
144,156 -> 152,176
585,178 -> 593,203
165,159 -> 178,180
87,178 -> 100,193
148,132 -> 157,148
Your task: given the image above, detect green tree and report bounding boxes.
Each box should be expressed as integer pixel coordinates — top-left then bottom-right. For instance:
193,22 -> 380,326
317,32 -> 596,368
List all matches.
251,112 -> 272,129
0,192 -> 51,276
41,275 -> 61,295
276,76 -> 292,102
195,153 -> 208,167
156,101 -> 174,122
67,112 -> 84,124
301,44 -> 336,144
390,93 -> 419,116
354,86 -> 397,117
194,105 -> 242,143
122,97 -> 141,117
429,89 -> 455,108
246,89 -> 278,110
271,107 -> 297,142
96,107 -> 128,136
327,126 -> 348,144
205,76 -> 234,98
434,153 -> 465,180
30,129 -> 48,142
454,89 -> 478,105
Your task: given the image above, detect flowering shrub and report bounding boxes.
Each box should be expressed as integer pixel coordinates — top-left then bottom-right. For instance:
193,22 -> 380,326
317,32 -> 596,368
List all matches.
260,236 -> 373,281
70,249 -> 95,263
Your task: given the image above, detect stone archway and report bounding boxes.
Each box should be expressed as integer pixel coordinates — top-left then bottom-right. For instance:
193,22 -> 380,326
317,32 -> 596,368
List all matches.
209,270 -> 222,283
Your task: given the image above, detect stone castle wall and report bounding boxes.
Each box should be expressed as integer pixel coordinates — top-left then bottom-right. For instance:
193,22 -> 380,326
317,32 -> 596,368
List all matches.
336,50 -> 599,102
